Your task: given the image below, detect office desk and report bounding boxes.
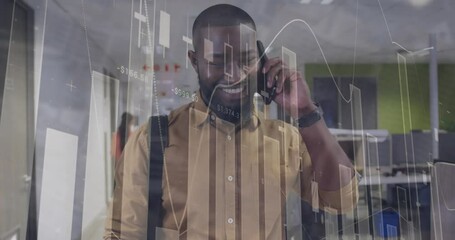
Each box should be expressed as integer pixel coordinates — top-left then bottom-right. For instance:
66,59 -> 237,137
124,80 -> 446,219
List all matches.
359,173 -> 431,186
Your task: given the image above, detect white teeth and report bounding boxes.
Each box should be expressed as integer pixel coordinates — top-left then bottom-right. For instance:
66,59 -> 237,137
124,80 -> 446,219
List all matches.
222,87 -> 243,94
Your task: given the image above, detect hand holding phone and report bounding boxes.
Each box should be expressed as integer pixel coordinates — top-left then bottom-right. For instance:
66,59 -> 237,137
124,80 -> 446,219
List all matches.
256,41 -> 277,105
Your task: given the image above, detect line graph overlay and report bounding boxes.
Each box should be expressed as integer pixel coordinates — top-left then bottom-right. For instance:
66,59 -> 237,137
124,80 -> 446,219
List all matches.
29,0 -> 443,238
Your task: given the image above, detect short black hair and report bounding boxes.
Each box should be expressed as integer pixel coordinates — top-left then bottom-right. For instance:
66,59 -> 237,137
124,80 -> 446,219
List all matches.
192,4 -> 256,48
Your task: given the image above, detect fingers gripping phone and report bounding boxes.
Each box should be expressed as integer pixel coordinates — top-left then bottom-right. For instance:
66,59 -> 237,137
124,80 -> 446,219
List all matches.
256,40 -> 277,105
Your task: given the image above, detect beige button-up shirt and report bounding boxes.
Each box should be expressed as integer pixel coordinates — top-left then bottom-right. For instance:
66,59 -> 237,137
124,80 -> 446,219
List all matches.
104,92 -> 358,240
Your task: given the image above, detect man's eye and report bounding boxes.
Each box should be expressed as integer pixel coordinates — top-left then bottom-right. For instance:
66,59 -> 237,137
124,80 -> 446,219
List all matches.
209,62 -> 224,67
245,58 -> 256,64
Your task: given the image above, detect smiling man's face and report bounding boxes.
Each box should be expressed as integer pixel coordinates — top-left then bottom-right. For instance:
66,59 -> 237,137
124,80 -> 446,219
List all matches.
189,24 -> 258,123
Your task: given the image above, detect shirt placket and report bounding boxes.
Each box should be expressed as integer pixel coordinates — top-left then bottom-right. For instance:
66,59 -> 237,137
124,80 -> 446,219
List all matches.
223,124 -> 236,239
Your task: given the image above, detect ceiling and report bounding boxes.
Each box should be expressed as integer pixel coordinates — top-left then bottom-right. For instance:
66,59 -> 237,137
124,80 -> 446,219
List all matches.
27,0 -> 455,67
14,0 -> 453,118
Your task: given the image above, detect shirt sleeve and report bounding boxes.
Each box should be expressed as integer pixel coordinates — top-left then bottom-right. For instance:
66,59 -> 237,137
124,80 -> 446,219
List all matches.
299,136 -> 359,215
104,123 -> 150,240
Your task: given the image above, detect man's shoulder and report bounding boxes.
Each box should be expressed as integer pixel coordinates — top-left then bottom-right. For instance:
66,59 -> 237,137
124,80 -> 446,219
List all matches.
168,102 -> 193,126
135,102 -> 192,141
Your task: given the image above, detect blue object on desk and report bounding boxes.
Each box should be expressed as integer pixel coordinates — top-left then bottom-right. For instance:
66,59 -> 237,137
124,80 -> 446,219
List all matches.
374,210 -> 400,238
387,183 -> 431,208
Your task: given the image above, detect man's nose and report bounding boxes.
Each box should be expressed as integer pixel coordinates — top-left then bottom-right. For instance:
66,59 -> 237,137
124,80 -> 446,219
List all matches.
228,62 -> 249,84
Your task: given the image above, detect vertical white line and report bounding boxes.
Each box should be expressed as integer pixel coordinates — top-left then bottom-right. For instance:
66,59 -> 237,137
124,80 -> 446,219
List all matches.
403,54 -> 423,240
186,14 -> 189,68
429,34 -> 439,159
431,167 -> 443,240
137,0 -> 143,48
350,85 -> 365,170
144,0 -> 158,115
38,129 -> 78,239
350,0 -> 359,93
377,0 -> 394,43
34,0 -> 48,130
397,54 -> 416,230
81,0 -> 92,74
4,0 -> 17,122
386,225 -> 397,240
126,0 -> 134,114
396,185 -> 410,236
338,164 -> 354,237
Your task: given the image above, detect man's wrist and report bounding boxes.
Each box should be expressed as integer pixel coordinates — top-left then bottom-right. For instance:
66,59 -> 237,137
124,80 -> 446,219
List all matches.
295,103 -> 322,128
297,103 -> 318,119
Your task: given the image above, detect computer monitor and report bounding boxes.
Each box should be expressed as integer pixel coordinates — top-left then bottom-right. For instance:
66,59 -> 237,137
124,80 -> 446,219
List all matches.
411,132 -> 433,165
365,137 -> 392,168
392,133 -> 432,166
439,133 -> 455,161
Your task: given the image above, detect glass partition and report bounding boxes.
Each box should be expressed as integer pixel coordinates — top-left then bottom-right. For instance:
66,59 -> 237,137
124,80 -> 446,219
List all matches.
1,0 -> 454,239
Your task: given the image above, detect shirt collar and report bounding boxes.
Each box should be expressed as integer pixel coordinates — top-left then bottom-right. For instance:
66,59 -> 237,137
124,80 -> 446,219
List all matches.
191,89 -> 261,131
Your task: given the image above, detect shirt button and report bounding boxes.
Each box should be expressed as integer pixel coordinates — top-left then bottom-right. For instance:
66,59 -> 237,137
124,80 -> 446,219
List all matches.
227,218 -> 234,224
227,176 -> 233,182
227,135 -> 231,141
210,114 -> 216,121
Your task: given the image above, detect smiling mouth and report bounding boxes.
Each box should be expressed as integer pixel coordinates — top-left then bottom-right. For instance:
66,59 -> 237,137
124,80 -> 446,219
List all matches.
218,80 -> 247,95
221,85 -> 245,94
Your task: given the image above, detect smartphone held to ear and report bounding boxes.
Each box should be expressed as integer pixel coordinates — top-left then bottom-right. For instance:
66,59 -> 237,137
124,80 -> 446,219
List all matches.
256,40 -> 277,105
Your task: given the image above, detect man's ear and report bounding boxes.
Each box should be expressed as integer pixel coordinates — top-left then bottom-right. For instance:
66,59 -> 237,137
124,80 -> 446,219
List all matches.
188,50 -> 198,71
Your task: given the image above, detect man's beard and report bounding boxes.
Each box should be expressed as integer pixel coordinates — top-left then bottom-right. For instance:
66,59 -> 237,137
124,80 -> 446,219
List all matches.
198,75 -> 256,124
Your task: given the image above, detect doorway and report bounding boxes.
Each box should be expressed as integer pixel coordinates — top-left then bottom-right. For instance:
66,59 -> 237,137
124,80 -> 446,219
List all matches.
0,0 -> 34,239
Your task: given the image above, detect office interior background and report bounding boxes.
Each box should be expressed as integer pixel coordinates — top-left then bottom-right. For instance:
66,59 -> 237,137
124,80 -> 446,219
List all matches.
0,0 -> 454,239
